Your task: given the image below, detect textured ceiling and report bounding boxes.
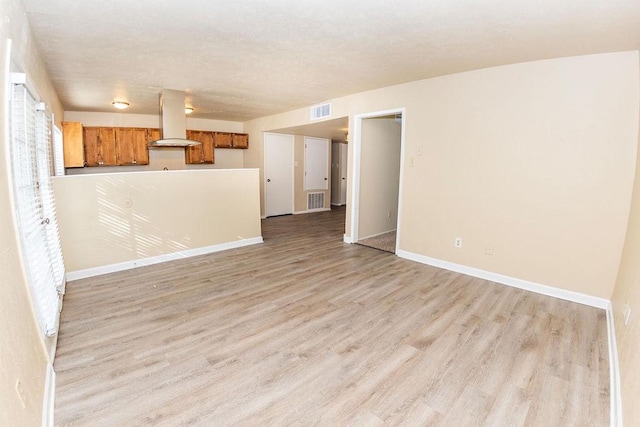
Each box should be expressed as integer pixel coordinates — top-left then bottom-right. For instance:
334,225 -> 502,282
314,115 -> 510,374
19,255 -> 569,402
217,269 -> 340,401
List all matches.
23,0 -> 640,123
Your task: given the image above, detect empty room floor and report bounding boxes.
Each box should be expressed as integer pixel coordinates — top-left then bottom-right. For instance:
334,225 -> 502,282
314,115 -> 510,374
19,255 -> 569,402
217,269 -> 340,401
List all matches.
54,207 -> 609,426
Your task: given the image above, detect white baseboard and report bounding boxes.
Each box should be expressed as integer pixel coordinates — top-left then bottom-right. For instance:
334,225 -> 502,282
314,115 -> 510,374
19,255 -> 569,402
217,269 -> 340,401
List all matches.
343,234 -> 354,244
66,237 -> 264,281
42,364 -> 55,427
396,249 -> 620,422
331,203 -> 345,206
359,228 -> 397,241
606,304 -> 622,426
294,208 -> 331,215
396,250 -> 610,309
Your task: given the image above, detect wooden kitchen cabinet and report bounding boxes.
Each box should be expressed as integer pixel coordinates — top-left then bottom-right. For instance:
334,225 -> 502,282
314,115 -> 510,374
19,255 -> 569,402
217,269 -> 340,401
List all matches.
213,132 -> 233,148
61,122 -> 85,167
148,128 -> 160,143
185,130 -> 215,164
116,128 -> 150,165
231,133 -> 249,149
83,127 -> 117,166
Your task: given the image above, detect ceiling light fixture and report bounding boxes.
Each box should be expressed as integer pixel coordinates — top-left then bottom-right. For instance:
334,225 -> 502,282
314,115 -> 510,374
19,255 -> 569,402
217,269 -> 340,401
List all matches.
112,101 -> 129,110
185,107 -> 194,115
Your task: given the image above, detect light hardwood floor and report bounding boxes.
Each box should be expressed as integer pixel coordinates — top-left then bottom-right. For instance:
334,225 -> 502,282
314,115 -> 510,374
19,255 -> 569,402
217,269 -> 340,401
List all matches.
54,207 -> 609,426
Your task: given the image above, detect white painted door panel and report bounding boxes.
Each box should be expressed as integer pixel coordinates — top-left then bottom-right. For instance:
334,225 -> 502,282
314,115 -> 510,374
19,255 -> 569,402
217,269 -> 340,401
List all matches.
340,143 -> 348,205
304,137 -> 329,191
264,133 -> 294,217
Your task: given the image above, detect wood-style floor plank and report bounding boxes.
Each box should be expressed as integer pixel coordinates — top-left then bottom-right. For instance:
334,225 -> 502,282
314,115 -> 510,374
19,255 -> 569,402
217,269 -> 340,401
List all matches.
54,207 -> 609,426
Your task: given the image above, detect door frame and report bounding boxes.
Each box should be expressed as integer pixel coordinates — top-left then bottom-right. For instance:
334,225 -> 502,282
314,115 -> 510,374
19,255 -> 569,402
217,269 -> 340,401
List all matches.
264,132 -> 294,217
348,108 -> 406,254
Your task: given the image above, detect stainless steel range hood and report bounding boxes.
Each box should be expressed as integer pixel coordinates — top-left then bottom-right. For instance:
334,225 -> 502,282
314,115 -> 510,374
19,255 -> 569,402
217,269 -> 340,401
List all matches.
149,89 -> 201,147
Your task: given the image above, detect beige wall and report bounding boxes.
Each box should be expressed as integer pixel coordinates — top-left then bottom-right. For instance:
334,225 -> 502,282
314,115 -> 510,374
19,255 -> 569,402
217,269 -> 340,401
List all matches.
358,116 -> 401,239
0,0 -> 65,424
63,111 -> 244,174
611,57 -> 640,425
293,135 -> 331,213
245,51 -> 639,300
53,169 -> 261,273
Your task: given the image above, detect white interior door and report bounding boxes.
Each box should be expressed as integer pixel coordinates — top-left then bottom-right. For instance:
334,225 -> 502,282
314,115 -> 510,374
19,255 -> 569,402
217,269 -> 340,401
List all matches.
304,137 -> 329,190
340,143 -> 348,205
264,133 -> 294,217
331,142 -> 340,205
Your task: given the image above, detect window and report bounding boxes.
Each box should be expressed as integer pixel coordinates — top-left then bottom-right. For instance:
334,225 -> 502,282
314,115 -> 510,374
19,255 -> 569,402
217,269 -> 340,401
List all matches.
10,74 -> 66,337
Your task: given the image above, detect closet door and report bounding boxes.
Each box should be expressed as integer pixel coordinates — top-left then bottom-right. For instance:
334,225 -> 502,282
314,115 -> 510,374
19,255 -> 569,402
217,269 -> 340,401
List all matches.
264,133 -> 294,217
304,137 -> 329,190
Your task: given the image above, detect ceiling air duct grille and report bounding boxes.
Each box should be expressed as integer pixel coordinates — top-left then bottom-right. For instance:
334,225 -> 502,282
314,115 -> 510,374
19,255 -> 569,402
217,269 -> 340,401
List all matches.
310,103 -> 331,120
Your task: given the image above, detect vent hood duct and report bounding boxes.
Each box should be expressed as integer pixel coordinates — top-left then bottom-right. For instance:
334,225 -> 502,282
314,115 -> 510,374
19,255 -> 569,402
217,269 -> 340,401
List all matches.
149,89 -> 201,147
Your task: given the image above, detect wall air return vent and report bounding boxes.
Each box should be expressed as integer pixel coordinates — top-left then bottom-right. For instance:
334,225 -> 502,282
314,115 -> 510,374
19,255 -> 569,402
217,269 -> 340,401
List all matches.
307,192 -> 325,210
310,103 -> 331,120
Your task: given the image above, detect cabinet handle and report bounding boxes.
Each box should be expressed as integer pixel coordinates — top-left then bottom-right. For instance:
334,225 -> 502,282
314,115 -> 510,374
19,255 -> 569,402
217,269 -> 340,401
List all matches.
132,159 -> 137,164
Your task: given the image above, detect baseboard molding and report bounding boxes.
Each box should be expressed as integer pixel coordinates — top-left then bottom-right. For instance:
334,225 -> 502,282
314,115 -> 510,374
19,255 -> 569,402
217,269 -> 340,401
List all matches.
331,203 -> 345,207
396,250 -> 610,309
359,228 -> 397,241
66,237 -> 264,281
397,249 -> 620,423
294,208 -> 331,215
343,234 -> 354,244
42,363 -> 55,427
606,304 -> 623,426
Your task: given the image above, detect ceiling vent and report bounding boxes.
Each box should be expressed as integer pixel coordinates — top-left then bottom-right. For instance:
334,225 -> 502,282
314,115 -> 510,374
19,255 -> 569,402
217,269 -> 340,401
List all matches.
310,103 -> 331,120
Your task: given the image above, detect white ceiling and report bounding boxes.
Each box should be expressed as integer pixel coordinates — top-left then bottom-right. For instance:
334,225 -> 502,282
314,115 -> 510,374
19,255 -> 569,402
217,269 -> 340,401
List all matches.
23,0 -> 640,123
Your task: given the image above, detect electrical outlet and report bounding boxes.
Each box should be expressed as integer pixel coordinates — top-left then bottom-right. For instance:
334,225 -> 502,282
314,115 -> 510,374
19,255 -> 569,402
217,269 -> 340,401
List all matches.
15,379 -> 26,408
485,246 -> 494,255
624,302 -> 632,326
455,237 -> 462,248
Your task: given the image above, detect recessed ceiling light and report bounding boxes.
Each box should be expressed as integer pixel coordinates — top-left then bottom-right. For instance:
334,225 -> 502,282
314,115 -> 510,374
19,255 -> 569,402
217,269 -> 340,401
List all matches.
112,101 -> 129,110
185,107 -> 194,115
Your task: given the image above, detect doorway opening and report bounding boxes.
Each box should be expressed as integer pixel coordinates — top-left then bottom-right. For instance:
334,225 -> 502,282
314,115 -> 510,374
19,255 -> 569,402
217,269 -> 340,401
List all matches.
350,109 -> 405,254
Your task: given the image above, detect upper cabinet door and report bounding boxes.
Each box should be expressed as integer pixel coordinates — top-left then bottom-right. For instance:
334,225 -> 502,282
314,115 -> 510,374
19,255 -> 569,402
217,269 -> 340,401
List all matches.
231,133 -> 249,149
83,127 -> 116,166
214,132 -> 232,148
98,128 -> 117,166
61,122 -> 84,167
116,128 -> 149,166
185,130 -> 215,164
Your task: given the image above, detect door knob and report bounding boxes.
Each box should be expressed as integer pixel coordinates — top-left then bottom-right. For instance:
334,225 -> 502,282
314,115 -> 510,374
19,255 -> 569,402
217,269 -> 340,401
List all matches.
342,177 -> 346,180
267,179 -> 271,182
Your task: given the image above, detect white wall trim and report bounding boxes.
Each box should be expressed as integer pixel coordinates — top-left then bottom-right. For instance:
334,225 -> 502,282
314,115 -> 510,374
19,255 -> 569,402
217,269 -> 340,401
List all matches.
396,249 -> 610,309
293,208 -> 331,215
42,363 -> 55,427
66,237 -> 263,281
349,108 -> 406,244
606,304 -> 622,427
358,228 -> 398,241
343,234 -> 354,244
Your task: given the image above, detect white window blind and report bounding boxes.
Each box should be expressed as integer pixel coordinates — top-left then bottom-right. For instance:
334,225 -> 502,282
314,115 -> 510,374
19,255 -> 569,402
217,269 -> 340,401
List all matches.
52,125 -> 65,176
10,79 -> 66,337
